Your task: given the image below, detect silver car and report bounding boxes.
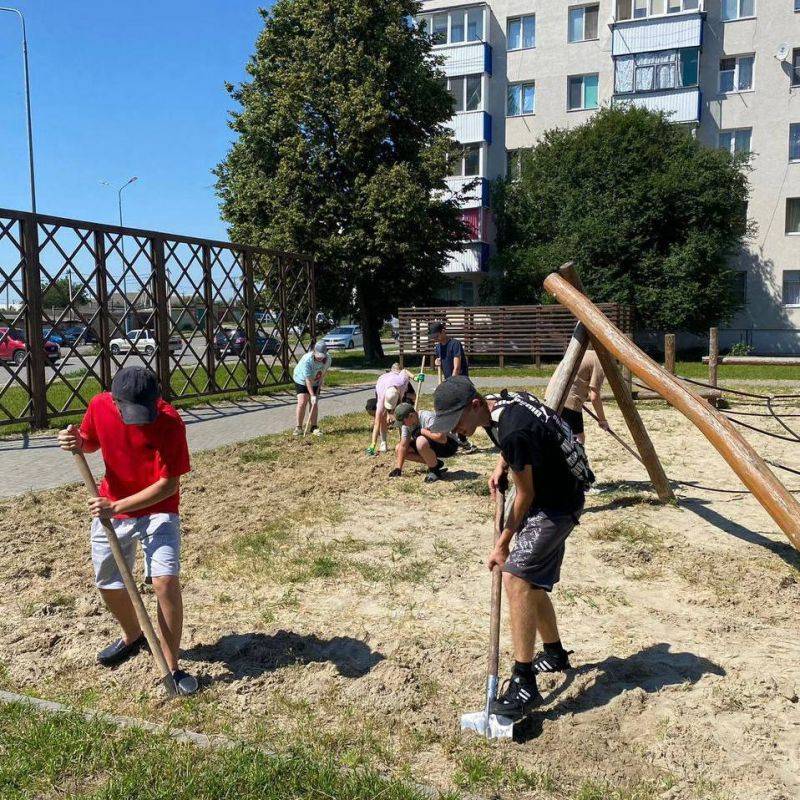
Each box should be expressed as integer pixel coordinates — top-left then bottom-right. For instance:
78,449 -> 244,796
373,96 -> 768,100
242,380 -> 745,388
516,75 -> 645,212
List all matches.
322,325 -> 363,350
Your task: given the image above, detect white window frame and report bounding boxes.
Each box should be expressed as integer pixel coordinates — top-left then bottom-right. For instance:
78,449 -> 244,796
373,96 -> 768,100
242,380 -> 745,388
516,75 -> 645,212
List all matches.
793,49 -> 800,87
790,123 -> 800,163
719,127 -> 752,156
507,14 -> 536,51
787,198 -> 800,236
568,4 -> 600,43
616,0 -> 699,20
507,82 -> 536,117
567,74 -> 600,111
447,74 -> 483,113
719,54 -> 754,94
461,144 -> 483,178
782,270 -> 800,306
721,0 -> 755,21
418,8 -> 485,46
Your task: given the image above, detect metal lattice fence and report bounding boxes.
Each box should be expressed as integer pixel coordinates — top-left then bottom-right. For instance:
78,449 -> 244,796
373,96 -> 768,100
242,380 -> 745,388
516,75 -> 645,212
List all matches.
0,208 -> 315,429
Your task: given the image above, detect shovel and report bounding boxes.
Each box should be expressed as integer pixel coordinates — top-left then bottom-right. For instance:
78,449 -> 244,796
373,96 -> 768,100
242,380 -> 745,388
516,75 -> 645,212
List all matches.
460,487 -> 515,739
71,448 -> 178,697
414,355 -> 426,411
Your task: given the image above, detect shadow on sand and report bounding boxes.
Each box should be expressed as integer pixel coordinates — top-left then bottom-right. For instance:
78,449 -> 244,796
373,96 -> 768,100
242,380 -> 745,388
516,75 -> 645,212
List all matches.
515,642 -> 725,742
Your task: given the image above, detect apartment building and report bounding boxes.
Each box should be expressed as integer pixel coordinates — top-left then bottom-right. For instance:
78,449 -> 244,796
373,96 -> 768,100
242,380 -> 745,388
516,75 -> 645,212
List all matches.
419,0 -> 800,353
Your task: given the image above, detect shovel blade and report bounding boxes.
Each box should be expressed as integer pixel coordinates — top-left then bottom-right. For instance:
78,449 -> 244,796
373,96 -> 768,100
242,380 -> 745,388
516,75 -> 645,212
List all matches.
460,710 -> 515,739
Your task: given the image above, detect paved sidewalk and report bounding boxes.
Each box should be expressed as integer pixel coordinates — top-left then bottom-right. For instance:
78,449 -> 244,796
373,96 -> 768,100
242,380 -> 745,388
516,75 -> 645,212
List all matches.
0,384 -> 375,499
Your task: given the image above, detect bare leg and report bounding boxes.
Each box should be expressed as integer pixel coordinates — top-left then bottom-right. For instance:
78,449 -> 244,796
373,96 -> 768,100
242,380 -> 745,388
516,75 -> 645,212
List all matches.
502,573 -> 540,662
99,588 -> 142,644
296,394 -> 308,428
152,576 -> 182,672
577,431 -> 586,445
415,436 -> 438,468
309,395 -> 320,427
533,590 -> 560,645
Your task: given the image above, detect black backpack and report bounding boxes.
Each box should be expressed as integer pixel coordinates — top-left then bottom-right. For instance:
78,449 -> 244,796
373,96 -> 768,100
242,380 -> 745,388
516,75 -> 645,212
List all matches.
490,390 -> 595,490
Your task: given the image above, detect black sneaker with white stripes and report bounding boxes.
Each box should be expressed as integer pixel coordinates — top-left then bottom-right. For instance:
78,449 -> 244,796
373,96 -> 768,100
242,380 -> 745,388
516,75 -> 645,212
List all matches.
489,674 -> 543,722
532,648 -> 574,674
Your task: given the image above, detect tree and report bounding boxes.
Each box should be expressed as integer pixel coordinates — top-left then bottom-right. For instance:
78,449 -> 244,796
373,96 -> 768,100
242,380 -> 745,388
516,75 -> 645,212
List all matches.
215,0 -> 468,361
42,277 -> 88,309
487,106 -> 752,332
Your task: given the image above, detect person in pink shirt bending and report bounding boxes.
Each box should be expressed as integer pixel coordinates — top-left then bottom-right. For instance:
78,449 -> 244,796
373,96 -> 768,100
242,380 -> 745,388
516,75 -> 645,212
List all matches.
367,363 -> 421,455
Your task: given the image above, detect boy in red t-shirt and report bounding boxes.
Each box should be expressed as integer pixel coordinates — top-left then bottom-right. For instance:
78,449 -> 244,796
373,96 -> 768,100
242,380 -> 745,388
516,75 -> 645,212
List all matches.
58,366 -> 196,694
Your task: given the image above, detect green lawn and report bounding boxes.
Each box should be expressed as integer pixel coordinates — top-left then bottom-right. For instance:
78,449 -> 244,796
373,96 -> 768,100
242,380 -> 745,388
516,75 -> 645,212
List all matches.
0,368 -> 370,434
0,701 -> 439,800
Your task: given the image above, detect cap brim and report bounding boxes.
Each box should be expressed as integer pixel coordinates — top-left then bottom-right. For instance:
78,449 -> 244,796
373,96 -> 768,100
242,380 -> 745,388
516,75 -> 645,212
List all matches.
116,399 -> 157,425
428,405 -> 465,434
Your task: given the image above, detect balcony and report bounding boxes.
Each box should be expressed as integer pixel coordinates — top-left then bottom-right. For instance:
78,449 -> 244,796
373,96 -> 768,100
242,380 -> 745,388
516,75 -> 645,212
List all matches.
443,243 -> 489,274
461,207 -> 490,242
438,42 -> 492,78
612,11 -> 703,56
613,87 -> 701,124
448,111 -> 492,145
444,176 -> 489,208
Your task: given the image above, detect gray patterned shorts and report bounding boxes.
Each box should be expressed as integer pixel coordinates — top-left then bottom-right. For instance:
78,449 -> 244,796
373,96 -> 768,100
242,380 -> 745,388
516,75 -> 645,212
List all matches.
502,508 -> 580,591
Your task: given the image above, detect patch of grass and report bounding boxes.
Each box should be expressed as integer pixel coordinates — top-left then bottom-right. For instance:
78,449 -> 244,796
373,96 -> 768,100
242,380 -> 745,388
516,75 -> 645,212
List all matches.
239,445 -> 279,464
575,779 -> 674,800
0,702 -> 430,800
455,478 -> 490,496
590,520 -> 662,548
452,752 -> 507,790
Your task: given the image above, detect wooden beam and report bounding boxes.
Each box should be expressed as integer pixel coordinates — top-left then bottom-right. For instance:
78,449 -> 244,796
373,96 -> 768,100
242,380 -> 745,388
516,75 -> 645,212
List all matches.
551,265 -> 675,503
664,334 -> 676,375
708,327 -> 719,388
701,356 -> 800,367
543,271 -> 800,550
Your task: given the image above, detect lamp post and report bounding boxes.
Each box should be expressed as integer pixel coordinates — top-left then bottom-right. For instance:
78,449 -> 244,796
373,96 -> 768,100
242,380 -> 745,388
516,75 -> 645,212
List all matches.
102,177 -> 138,332
0,7 -> 37,215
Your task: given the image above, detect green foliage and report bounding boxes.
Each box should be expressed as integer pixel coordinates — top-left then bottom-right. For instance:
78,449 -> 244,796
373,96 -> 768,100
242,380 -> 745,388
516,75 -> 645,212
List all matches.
486,106 -> 752,332
215,0 -> 468,361
42,277 -> 88,309
727,341 -> 753,356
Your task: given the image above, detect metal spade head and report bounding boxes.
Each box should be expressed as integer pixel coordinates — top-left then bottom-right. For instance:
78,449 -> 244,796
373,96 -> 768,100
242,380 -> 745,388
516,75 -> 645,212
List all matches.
460,708 -> 515,739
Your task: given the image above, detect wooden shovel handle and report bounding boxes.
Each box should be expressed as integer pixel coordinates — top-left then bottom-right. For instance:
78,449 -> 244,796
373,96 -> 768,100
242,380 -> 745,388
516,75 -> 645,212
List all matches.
487,488 -> 506,678
72,450 -> 177,696
414,355 -> 426,411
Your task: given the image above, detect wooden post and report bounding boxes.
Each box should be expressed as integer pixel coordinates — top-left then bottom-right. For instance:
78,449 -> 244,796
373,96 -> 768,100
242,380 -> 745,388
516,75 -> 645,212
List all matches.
664,334 -> 676,375
544,271 -> 800,549
551,265 -> 674,503
709,327 -> 719,388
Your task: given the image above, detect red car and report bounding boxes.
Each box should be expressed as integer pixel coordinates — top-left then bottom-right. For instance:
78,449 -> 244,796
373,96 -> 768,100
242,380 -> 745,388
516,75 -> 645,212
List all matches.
0,326 -> 60,366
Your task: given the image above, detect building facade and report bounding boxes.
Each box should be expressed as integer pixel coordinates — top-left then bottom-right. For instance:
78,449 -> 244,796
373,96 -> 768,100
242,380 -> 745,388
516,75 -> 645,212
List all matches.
419,0 -> 800,353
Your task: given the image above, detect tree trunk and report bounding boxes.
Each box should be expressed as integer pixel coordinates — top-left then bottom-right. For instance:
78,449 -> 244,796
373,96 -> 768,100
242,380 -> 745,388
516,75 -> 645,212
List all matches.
356,283 -> 385,364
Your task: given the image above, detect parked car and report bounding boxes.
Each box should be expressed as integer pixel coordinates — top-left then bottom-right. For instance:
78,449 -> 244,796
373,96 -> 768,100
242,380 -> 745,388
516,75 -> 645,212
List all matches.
60,325 -> 99,346
322,325 -> 363,350
214,327 -> 281,359
0,326 -> 60,365
109,329 -> 181,356
42,325 -> 65,346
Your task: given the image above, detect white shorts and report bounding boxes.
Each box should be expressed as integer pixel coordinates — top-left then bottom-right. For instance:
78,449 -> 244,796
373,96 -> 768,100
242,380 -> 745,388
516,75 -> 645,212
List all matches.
91,513 -> 180,590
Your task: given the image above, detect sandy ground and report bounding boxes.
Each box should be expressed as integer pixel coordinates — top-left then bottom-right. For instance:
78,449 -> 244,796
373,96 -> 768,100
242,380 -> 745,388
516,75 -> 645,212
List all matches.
1,396 -> 799,800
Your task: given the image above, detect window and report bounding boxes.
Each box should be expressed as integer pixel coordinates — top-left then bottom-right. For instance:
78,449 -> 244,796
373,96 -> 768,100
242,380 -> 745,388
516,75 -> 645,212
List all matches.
793,49 -> 800,87
568,74 -> 599,109
722,0 -> 755,20
783,270 -> 800,305
447,75 -> 482,113
790,124 -> 800,162
719,128 -> 752,156
796,0 -> 800,10
719,55 -> 754,93
615,49 -> 699,93
507,14 -> 536,50
787,198 -> 800,234
568,5 -> 599,42
507,83 -> 536,116
616,0 -> 698,19
732,272 -> 747,305
418,9 -> 484,45
463,145 -> 480,177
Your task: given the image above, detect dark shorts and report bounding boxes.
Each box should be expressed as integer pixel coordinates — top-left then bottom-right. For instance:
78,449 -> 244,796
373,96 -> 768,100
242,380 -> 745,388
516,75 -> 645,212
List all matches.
561,407 -> 584,436
409,434 -> 458,459
295,382 -> 319,395
502,508 -> 581,591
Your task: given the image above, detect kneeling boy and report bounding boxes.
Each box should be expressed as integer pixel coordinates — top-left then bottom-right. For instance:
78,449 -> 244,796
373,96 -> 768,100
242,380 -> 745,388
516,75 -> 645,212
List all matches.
389,402 -> 457,483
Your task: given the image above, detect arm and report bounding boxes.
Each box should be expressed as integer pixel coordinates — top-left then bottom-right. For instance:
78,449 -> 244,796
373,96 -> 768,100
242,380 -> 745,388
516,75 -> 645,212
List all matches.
488,453 -> 508,499
589,386 -> 608,429
89,476 -> 181,519
57,424 -> 101,455
395,437 -> 410,470
419,427 -> 448,444
452,355 -> 462,376
370,407 -> 386,448
488,465 -> 535,570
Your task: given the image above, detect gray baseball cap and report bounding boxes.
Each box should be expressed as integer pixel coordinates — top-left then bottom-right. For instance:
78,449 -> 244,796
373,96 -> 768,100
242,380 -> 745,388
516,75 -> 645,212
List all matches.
111,366 -> 160,425
429,375 -> 478,433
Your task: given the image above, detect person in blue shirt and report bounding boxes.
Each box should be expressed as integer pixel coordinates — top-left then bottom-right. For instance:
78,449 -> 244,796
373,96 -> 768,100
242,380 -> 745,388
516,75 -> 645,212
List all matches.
293,341 -> 332,436
430,321 -> 476,453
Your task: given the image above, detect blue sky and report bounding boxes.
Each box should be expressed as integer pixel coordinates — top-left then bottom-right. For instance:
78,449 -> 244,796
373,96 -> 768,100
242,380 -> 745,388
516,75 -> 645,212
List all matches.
0,1 -> 272,241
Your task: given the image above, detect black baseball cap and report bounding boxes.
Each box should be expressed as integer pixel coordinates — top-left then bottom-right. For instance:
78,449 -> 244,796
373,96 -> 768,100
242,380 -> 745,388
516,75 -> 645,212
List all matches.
428,321 -> 445,336
111,366 -> 160,424
429,375 -> 478,433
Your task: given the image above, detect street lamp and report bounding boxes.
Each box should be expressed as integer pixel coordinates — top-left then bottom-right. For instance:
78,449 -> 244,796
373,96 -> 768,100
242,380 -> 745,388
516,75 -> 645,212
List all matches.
101,176 -> 138,332
0,7 -> 37,214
